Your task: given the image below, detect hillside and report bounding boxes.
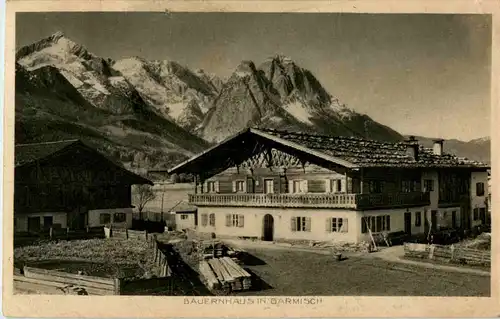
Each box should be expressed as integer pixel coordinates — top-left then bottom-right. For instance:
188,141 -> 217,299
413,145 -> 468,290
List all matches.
406,135 -> 490,164
200,55 -> 403,143
15,33 -> 209,169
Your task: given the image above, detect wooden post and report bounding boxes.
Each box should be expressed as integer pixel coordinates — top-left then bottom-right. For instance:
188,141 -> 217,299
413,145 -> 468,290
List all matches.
126,229 -> 129,239
49,227 -> 53,240
66,227 -> 70,239
450,244 -> 455,262
113,278 -> 121,295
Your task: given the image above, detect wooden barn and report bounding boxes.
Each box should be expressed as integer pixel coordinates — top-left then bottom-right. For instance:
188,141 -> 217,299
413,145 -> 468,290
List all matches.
14,140 -> 153,233
168,128 -> 490,244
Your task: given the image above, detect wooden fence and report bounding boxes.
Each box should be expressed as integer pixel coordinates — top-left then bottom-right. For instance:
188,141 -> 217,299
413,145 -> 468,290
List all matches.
148,235 -> 171,277
14,227 -> 105,247
18,266 -> 119,295
104,227 -> 148,240
403,243 -> 490,267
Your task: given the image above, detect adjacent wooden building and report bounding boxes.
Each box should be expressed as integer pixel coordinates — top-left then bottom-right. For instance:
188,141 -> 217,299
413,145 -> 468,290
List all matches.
14,140 -> 153,233
168,128 -> 490,243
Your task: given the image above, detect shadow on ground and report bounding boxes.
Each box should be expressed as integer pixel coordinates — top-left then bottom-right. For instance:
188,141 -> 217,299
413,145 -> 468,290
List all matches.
239,252 -> 267,266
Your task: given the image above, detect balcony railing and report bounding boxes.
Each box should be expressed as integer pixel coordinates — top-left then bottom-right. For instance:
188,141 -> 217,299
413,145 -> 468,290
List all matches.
188,191 -> 430,210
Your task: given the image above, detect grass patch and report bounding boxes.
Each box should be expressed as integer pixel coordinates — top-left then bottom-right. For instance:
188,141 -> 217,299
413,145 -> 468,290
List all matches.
14,238 -> 158,279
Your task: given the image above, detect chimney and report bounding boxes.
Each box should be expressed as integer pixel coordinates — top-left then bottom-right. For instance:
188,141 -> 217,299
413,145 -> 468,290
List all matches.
433,139 -> 444,156
405,136 -> 419,161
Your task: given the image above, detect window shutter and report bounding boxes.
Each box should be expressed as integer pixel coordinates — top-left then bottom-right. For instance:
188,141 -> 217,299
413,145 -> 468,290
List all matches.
325,179 -> 331,193
289,180 -> 294,194
341,179 -> 347,193
341,219 -> 348,233
326,217 -> 332,232
232,181 -> 237,193
305,217 -> 312,232
361,217 -> 367,233
215,181 -> 220,193
243,180 -> 247,193
291,217 -> 297,232
347,177 -> 353,193
302,180 -> 308,193
239,215 -> 244,227
386,215 -> 391,231
203,181 -> 208,193
225,214 -> 231,227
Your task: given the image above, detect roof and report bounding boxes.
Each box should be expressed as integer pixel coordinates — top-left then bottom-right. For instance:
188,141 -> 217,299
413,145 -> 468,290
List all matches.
259,129 -> 489,168
15,139 -> 154,185
168,128 -> 489,176
169,200 -> 197,213
15,139 -> 79,167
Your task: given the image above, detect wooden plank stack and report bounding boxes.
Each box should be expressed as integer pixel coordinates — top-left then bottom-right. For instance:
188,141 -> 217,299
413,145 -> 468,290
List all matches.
198,257 -> 252,293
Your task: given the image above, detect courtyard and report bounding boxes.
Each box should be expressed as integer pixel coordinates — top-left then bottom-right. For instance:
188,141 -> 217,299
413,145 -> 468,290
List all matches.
236,248 -> 490,297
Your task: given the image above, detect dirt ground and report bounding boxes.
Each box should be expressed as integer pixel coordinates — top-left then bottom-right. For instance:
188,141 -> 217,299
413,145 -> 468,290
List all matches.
235,248 -> 490,296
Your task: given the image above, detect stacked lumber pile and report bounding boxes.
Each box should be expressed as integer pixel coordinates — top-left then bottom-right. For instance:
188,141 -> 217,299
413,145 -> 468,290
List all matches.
198,257 -> 252,292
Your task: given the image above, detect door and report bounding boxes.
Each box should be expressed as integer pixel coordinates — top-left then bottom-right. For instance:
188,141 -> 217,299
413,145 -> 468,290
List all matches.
404,212 -> 412,235
246,177 -> 255,193
431,210 -> 438,231
28,217 -> 41,233
264,179 -> 274,194
43,216 -> 53,230
451,211 -> 457,229
263,214 -> 274,241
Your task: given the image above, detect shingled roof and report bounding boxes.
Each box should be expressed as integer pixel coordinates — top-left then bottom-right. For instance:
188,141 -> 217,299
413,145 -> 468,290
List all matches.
15,139 -> 80,167
15,139 -> 153,185
258,129 -> 489,168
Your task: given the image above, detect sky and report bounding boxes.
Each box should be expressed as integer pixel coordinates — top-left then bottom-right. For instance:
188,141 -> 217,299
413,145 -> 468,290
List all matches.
16,13 -> 492,141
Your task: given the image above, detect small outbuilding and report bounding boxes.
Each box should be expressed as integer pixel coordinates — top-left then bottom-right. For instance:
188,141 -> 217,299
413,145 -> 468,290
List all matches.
169,200 -> 198,231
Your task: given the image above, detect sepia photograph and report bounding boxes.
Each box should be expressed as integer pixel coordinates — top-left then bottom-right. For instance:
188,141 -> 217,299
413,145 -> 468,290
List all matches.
4,3 -> 498,317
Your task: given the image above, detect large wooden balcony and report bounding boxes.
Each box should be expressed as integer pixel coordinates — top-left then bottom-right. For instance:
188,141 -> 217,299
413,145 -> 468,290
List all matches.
188,192 -> 430,210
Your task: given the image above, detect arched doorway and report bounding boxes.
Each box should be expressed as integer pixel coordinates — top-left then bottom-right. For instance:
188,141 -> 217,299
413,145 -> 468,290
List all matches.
263,214 -> 274,241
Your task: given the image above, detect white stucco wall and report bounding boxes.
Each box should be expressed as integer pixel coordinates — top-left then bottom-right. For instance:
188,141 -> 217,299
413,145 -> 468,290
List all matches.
88,207 -> 133,228
197,207 -> 359,242
357,207 -> 427,242
175,213 -> 196,231
15,212 -> 67,232
471,171 -> 488,227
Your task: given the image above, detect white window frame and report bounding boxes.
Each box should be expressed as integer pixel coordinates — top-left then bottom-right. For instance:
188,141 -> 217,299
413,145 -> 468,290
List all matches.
236,180 -> 245,193
180,214 -> 189,220
330,217 -> 348,233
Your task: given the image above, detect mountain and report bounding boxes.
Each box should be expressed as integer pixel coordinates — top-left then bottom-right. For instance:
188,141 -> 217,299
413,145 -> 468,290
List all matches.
200,55 -> 403,143
112,57 -> 221,131
15,33 -> 209,169
406,135 -> 491,164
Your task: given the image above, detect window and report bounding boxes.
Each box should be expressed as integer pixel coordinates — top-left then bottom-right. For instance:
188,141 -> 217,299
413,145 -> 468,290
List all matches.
113,213 -> 126,223
473,208 -> 479,221
207,181 -> 217,193
236,181 -> 245,192
369,180 -> 384,194
361,215 -> 391,233
327,217 -> 348,233
100,213 -> 111,224
330,179 -> 342,193
209,213 -> 216,226
424,179 -> 434,192
225,214 -> 244,227
291,216 -> 311,232
291,180 -> 305,193
180,214 -> 189,220
476,182 -> 485,196
415,212 -> 422,227
201,213 -> 208,226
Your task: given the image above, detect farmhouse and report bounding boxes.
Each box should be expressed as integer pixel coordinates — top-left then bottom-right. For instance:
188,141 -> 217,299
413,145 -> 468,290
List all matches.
168,128 -> 490,243
14,140 -> 153,232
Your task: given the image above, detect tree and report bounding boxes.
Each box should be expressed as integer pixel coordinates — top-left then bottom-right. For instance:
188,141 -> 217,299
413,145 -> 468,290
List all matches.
133,184 -> 156,217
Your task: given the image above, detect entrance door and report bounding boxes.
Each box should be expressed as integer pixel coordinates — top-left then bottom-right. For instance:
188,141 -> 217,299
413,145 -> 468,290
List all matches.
264,179 -> 274,194
451,211 -> 457,229
43,216 -> 54,230
431,210 -> 438,231
263,214 -> 274,241
28,217 -> 41,233
404,212 -> 412,235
